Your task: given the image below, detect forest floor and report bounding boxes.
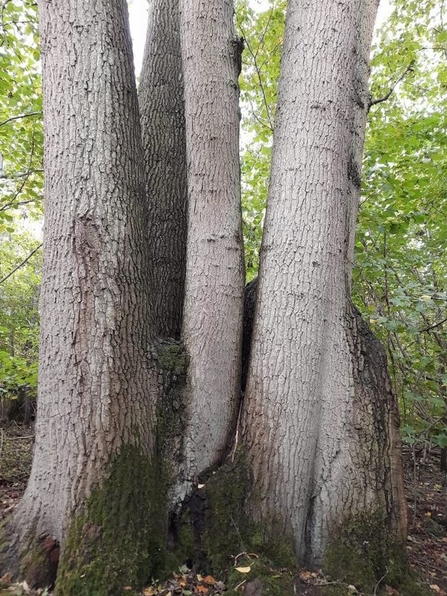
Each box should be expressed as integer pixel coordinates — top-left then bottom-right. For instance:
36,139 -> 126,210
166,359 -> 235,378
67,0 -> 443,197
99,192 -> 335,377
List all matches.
0,421 -> 446,596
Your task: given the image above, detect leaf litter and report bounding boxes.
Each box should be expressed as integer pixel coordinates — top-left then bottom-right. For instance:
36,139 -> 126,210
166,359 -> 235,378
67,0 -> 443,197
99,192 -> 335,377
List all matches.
1,424 -> 446,595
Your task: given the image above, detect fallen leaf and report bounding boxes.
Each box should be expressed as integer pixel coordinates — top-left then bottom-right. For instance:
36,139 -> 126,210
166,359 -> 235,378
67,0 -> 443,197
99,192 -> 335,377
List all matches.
197,586 -> 208,594
143,587 -> 158,596
385,585 -> 400,595
0,573 -> 12,586
430,586 -> 441,594
235,567 -> 251,574
203,575 -> 216,585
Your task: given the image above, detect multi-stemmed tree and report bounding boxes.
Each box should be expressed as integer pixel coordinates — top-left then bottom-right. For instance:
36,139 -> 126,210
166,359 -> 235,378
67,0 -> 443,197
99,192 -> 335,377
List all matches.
1,0 -> 407,593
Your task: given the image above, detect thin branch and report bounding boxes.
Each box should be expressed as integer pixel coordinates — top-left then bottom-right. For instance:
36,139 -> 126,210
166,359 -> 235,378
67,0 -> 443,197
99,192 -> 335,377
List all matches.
373,568 -> 388,596
254,4 -> 274,61
0,111 -> 41,128
1,198 -> 40,211
0,173 -> 31,212
368,62 -> 414,110
239,23 -> 274,132
0,176 -> 29,213
0,243 -> 42,285
419,317 -> 447,334
0,168 -> 44,180
0,122 -> 41,212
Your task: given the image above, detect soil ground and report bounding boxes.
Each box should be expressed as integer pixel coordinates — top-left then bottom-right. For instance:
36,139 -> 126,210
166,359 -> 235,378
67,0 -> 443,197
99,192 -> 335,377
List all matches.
0,421 -> 446,595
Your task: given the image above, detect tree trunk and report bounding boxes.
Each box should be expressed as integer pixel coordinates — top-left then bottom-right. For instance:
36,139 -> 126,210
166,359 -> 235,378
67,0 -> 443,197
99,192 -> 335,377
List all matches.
243,0 -> 406,562
1,0 -> 158,592
139,0 -> 187,340
175,0 -> 244,503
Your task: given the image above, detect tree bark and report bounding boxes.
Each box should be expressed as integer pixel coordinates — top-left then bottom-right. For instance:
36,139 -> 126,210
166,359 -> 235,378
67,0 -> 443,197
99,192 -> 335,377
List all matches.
1,0 -> 158,591
139,0 -> 187,340
243,0 -> 406,562
175,0 -> 244,503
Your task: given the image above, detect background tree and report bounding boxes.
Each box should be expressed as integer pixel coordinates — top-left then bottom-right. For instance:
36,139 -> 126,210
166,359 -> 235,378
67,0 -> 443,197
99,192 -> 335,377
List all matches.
138,0 -> 187,340
355,0 -> 447,467
0,0 -> 42,420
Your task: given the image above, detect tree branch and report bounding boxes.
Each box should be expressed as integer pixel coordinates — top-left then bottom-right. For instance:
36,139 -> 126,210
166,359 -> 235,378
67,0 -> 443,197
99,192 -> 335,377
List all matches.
0,111 -> 41,128
368,62 -> 414,110
239,24 -> 274,132
419,317 -> 447,334
0,243 -> 42,284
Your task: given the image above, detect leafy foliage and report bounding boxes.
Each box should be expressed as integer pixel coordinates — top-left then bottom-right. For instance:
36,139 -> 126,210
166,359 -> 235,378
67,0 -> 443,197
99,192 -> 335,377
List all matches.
0,0 -> 43,231
236,0 -> 285,280
355,0 -> 447,448
0,1 -> 42,409
0,229 -> 40,403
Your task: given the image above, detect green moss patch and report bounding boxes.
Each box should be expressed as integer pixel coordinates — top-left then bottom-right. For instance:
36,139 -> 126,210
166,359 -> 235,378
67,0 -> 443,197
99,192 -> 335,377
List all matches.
171,450 -> 296,593
226,556 -> 294,596
55,446 -> 163,596
156,340 -> 188,375
324,511 -> 430,596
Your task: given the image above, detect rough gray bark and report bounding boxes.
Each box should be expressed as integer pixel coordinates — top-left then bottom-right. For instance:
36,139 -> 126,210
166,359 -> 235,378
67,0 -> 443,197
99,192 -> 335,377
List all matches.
176,0 -> 245,503
1,0 -> 157,584
139,0 -> 187,339
243,0 -> 406,561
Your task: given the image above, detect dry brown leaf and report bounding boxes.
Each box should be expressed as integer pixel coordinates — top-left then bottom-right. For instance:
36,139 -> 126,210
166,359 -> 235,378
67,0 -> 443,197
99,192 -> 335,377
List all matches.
203,575 -> 216,585
0,573 -> 12,587
235,567 -> 251,574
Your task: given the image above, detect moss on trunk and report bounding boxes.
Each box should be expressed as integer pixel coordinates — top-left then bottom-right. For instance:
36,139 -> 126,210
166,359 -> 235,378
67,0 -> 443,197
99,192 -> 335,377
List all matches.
324,511 -> 430,596
171,451 -> 296,582
55,446 -> 163,596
